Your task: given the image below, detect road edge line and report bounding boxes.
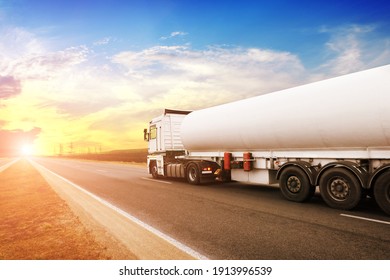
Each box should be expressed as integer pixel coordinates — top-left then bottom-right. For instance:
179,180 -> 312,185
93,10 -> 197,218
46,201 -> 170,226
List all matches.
340,213 -> 390,225
0,158 -> 20,173
141,177 -> 173,184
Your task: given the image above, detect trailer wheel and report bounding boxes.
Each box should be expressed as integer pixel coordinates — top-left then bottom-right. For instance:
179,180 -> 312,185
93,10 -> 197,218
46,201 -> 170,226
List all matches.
373,171 -> 390,215
319,168 -> 361,210
187,163 -> 200,185
279,166 -> 314,202
150,162 -> 158,179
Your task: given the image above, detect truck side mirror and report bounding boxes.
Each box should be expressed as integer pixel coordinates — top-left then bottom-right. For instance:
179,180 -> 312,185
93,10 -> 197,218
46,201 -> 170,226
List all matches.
143,128 -> 149,141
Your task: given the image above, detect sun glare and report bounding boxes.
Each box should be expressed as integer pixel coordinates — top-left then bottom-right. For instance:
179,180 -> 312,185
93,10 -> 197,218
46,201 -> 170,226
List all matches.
21,144 -> 34,156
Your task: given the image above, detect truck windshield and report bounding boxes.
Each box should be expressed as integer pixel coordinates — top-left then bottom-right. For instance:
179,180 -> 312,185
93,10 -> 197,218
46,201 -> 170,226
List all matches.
150,125 -> 157,140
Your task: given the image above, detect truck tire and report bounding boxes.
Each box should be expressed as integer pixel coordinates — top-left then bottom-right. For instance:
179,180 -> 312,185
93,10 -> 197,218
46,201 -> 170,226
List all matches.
279,166 -> 314,202
186,163 -> 200,185
150,162 -> 158,179
373,171 -> 390,215
319,167 -> 362,210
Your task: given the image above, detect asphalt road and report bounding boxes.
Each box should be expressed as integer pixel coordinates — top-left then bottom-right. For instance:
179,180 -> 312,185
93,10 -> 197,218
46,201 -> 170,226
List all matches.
30,157 -> 390,260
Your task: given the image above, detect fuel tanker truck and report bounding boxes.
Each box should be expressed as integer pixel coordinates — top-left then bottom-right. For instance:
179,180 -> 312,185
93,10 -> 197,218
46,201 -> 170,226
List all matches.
144,64 -> 390,215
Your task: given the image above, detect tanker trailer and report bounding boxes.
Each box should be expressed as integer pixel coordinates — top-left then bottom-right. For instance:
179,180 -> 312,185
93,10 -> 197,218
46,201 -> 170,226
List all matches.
145,64 -> 390,215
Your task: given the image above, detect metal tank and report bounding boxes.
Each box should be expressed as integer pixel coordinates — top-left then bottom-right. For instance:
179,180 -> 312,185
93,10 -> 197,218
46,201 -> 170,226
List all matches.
180,64 -> 390,152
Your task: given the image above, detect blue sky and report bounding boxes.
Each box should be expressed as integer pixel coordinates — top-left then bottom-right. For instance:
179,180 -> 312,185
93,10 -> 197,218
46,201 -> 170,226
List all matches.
1,0 -> 390,155
4,0 -> 390,62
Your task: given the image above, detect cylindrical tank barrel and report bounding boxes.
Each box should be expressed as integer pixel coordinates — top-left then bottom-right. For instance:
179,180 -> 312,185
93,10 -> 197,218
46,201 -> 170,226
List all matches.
243,152 -> 252,171
181,65 -> 390,152
224,152 -> 232,170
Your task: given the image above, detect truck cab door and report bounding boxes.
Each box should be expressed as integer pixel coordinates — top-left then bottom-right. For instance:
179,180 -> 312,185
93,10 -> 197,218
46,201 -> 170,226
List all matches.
148,125 -> 158,153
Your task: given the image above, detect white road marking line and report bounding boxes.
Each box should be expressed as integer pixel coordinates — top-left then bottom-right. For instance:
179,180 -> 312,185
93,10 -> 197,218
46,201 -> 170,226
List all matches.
0,158 -> 20,173
95,169 -> 108,173
141,177 -> 172,184
340,213 -> 390,225
31,160 -> 207,260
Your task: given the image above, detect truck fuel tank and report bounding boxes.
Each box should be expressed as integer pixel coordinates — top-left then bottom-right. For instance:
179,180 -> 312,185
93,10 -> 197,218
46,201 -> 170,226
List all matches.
180,65 -> 390,152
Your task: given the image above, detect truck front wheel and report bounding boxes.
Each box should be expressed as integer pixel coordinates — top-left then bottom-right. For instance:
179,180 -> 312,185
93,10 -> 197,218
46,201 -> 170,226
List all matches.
150,162 -> 158,179
279,166 -> 314,202
319,168 -> 361,210
373,171 -> 390,215
186,163 -> 200,185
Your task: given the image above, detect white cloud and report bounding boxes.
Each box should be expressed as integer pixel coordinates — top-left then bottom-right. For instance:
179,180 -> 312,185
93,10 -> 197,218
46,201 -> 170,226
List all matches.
317,24 -> 390,76
112,45 -> 306,113
0,27 -> 89,80
160,31 -> 188,40
13,46 -> 89,80
93,37 -> 111,46
0,27 -> 45,59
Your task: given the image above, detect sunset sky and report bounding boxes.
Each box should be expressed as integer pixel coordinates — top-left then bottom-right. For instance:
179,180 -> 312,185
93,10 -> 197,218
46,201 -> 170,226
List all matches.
1,0 -> 390,156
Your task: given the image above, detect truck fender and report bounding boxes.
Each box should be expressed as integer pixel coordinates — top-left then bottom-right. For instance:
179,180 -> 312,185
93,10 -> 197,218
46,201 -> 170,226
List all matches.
184,160 -> 200,171
276,161 -> 318,186
184,160 -> 220,184
315,161 -> 368,188
368,164 -> 390,189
